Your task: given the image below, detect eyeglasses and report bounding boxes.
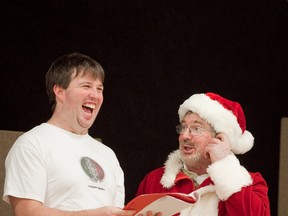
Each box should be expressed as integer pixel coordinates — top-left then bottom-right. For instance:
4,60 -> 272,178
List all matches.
176,124 -> 209,137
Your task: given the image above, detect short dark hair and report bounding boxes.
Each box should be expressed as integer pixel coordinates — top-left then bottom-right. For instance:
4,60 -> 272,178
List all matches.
46,52 -> 105,111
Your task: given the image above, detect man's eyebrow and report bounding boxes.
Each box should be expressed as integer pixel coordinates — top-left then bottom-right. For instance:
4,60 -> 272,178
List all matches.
79,81 -> 92,84
193,120 -> 205,124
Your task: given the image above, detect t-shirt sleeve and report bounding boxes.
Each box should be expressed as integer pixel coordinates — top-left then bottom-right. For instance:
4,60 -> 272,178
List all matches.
3,136 -> 47,204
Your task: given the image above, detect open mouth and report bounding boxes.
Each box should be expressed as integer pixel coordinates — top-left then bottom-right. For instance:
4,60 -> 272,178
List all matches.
183,144 -> 196,154
184,146 -> 193,151
82,103 -> 95,114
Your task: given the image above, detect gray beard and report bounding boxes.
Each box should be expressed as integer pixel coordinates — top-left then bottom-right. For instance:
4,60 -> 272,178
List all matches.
180,150 -> 211,172
181,151 -> 201,167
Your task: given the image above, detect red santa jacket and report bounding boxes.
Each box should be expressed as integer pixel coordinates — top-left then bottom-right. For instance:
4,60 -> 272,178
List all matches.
136,150 -> 270,216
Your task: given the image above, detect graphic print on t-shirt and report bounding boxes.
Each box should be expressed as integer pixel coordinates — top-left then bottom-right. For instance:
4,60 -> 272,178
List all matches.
80,156 -> 105,183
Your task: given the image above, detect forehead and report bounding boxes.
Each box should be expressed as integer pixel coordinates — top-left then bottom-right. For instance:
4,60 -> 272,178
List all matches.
71,69 -> 98,81
181,112 -> 208,125
71,67 -> 103,81
69,70 -> 103,88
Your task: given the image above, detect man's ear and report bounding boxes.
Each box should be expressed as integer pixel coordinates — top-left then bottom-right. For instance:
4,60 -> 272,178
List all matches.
53,85 -> 65,103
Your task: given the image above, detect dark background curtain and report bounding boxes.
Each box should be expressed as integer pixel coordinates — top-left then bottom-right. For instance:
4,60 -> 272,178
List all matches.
1,1 -> 287,215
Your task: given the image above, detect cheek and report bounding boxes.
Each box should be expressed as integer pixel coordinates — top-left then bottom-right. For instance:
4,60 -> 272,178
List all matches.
178,135 -> 186,145
65,90 -> 81,102
98,95 -> 104,104
197,140 -> 212,152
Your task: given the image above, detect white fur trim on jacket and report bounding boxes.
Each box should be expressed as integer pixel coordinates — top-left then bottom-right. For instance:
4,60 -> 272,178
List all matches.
160,150 -> 253,215
160,150 -> 183,188
160,150 -> 252,200
207,154 -> 253,200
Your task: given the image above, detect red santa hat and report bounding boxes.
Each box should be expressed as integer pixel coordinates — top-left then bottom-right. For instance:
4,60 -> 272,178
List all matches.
178,92 -> 254,154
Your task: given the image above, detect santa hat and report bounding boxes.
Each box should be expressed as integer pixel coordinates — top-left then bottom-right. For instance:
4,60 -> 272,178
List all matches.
178,92 -> 254,154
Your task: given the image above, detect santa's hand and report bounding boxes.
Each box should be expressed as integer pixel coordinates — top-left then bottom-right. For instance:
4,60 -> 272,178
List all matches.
205,133 -> 232,163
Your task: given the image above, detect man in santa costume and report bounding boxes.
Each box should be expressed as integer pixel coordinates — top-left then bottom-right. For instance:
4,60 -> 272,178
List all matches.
136,92 -> 270,215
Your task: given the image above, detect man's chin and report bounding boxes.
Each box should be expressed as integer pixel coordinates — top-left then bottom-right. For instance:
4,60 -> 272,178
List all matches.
79,121 -> 93,130
181,153 -> 201,164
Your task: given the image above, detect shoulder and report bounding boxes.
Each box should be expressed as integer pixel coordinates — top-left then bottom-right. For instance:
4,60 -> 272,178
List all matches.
142,167 -> 165,181
136,167 -> 166,195
12,124 -> 45,149
87,136 -> 116,154
249,172 -> 269,187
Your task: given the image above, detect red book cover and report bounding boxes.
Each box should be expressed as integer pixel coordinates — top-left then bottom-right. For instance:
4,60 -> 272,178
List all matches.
124,193 -> 196,216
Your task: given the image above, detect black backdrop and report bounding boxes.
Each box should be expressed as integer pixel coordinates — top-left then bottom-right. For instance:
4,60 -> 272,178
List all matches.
1,1 -> 288,215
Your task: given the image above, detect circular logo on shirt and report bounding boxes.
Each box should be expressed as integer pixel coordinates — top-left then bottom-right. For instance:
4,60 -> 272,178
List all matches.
80,156 -> 105,183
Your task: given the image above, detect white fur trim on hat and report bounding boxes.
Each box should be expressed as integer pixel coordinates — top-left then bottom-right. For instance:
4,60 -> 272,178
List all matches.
178,93 -> 254,154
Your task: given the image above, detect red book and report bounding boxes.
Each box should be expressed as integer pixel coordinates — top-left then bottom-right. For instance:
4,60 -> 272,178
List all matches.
124,193 -> 196,216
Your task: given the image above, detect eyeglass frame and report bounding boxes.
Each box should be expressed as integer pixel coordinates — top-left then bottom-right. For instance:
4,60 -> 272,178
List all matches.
176,124 -> 216,137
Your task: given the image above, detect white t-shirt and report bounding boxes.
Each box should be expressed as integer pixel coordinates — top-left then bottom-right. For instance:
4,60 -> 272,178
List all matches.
3,123 -> 125,210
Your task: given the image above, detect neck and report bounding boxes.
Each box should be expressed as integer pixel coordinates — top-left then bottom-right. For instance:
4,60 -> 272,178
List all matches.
184,163 -> 208,175
47,116 -> 88,135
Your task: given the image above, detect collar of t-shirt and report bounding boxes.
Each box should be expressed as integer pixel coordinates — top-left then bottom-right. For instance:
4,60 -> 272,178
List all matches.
182,164 -> 209,187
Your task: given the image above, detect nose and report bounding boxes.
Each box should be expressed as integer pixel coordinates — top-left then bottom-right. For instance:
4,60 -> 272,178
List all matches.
181,127 -> 192,140
89,87 -> 100,100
